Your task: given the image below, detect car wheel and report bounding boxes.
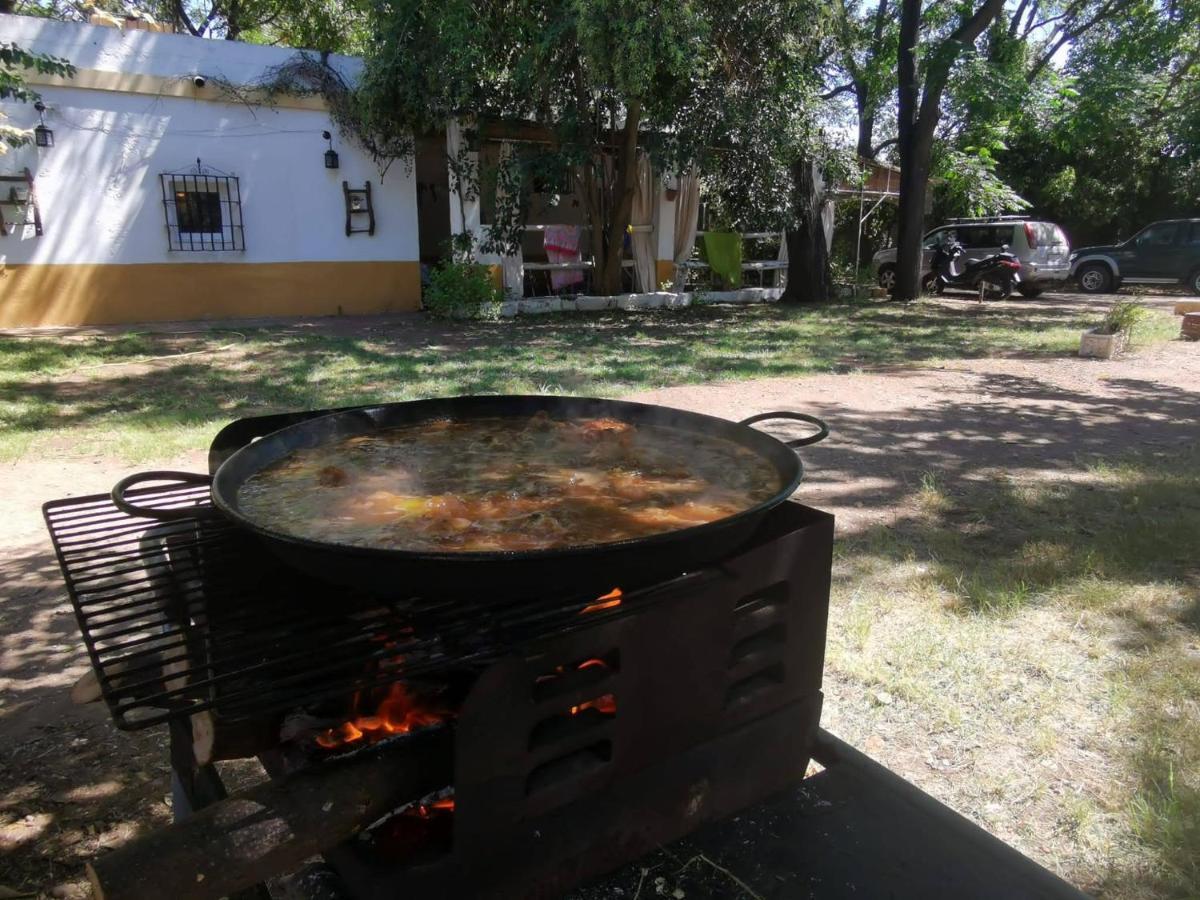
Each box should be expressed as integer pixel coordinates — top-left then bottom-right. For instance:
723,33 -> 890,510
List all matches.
1076,263 -> 1113,294
1018,284 -> 1043,298
1190,268 -> 1200,296
877,265 -> 897,291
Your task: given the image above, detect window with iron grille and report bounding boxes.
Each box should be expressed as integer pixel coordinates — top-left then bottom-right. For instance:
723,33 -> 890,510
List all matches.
159,169 -> 245,251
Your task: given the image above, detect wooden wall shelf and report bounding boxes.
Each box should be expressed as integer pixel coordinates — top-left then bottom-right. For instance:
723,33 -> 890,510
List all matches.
0,168 -> 43,237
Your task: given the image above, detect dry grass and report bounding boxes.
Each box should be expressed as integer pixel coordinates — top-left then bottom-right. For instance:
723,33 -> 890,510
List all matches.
822,450 -> 1200,897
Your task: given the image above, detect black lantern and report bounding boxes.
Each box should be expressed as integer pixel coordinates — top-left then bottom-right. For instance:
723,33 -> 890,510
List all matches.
34,102 -> 53,148
323,130 -> 339,169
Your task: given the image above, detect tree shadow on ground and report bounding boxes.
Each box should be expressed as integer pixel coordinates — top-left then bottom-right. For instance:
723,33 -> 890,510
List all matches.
0,299 -> 1133,450
0,544 -> 175,898
835,445 -> 1199,897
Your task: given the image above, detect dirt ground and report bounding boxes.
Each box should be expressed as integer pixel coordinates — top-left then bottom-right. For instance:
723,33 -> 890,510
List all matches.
1,293 -> 1198,898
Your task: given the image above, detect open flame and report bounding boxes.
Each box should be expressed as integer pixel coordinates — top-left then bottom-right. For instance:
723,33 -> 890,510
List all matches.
534,656 -> 618,716
570,659 -> 616,714
315,681 -> 449,750
412,797 -> 456,818
570,692 -> 616,715
580,587 -> 622,615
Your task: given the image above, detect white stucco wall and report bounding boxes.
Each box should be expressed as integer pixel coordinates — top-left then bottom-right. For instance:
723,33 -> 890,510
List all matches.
0,16 -> 417,269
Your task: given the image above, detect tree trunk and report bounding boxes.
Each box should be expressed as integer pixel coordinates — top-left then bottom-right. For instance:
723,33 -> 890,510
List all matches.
592,102 -> 643,296
893,0 -> 1006,301
781,159 -> 833,303
854,0 -> 890,161
224,0 -> 242,40
893,0 -> 925,301
0,0 -> 14,13
855,89 -> 876,161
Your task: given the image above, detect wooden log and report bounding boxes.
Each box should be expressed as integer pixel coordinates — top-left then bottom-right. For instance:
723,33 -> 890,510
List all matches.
190,712 -> 282,765
70,670 -> 102,704
87,726 -> 454,900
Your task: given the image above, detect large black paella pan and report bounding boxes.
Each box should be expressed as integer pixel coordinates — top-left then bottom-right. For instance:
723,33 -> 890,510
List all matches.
111,396 -> 829,596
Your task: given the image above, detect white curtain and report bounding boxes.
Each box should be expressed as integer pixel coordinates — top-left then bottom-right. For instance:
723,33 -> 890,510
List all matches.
776,230 -> 788,288
495,141 -> 525,298
672,166 -> 701,290
630,153 -> 656,293
821,200 -> 836,251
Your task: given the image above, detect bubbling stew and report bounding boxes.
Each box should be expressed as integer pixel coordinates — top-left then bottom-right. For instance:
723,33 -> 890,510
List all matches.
236,414 -> 784,553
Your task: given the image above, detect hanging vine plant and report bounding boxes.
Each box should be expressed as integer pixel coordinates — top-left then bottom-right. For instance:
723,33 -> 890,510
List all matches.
212,52 -> 412,176
478,147 -> 527,258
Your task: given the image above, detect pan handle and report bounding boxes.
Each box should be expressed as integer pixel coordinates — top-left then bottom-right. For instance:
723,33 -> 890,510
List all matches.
738,412 -> 830,449
111,471 -> 218,521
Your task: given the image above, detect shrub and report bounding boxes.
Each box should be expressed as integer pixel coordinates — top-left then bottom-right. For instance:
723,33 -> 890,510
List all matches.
1099,299 -> 1148,336
423,260 -> 504,319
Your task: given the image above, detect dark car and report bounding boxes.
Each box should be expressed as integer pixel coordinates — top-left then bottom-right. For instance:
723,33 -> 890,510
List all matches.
1070,218 -> 1200,294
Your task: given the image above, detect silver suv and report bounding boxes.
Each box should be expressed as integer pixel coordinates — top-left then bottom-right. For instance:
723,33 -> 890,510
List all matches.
872,217 -> 1071,297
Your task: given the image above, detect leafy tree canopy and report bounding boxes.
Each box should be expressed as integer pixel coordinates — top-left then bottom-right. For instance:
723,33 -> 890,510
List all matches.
5,0 -> 371,53
359,0 -> 834,293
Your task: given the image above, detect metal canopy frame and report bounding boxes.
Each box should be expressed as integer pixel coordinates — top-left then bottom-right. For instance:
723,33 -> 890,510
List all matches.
828,162 -> 901,295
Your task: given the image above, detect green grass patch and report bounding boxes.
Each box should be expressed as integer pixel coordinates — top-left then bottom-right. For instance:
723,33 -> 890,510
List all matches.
829,447 -> 1199,895
846,453 -> 1200,616
0,300 -> 1180,464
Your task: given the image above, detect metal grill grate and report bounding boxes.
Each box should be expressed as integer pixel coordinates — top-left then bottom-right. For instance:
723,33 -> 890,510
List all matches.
44,484 -> 685,731
159,171 -> 245,251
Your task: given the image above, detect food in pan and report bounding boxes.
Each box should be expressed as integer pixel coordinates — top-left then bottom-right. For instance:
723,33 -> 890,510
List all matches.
236,414 -> 782,552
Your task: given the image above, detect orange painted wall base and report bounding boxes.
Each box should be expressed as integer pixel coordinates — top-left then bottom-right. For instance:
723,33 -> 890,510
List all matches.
0,261 -> 422,327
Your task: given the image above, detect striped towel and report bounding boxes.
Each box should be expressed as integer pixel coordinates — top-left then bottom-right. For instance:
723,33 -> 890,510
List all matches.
544,225 -> 584,290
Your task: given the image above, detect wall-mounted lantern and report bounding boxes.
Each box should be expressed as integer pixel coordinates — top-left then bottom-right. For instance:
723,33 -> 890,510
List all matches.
34,102 -> 54,148
323,130 -> 339,169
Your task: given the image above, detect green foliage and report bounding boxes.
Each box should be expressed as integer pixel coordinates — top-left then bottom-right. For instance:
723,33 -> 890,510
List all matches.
996,0 -> 1200,244
1100,299 -> 1148,336
10,0 -> 369,52
423,259 -> 505,320
359,0 -> 833,291
933,136 -> 1030,218
0,42 -> 74,152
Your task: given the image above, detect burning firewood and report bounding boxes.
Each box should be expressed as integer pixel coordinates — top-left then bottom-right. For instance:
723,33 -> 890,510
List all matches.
86,725 -> 453,900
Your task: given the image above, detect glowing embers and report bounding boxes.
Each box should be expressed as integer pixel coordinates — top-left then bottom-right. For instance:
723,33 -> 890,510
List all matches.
580,587 -> 622,615
315,681 -> 451,750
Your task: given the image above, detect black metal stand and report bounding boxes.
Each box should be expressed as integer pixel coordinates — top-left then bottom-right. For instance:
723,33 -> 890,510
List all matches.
572,728 -> 1091,899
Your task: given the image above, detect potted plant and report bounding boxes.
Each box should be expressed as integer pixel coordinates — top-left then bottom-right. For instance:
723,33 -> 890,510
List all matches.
1079,299 -> 1146,359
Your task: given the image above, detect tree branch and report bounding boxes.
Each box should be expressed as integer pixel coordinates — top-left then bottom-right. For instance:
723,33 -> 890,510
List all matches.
1155,47 -> 1199,111
1027,0 -> 1135,81
174,0 -> 200,36
871,137 -> 899,155
821,83 -> 857,100
946,0 -> 1007,48
1008,0 -> 1030,38
917,0 -> 1005,128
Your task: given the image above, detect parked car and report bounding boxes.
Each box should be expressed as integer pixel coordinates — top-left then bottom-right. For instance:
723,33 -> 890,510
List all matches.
1070,219 -> 1200,294
872,217 -> 1071,297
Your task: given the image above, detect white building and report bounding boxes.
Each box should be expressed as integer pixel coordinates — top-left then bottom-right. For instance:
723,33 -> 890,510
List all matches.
0,16 -> 421,328
1,16 -> 792,327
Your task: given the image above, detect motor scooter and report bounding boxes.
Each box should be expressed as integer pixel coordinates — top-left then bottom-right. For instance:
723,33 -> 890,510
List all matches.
928,240 -> 1022,300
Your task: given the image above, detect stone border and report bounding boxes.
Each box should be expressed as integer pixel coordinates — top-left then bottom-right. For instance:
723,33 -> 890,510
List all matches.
501,287 -> 784,317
